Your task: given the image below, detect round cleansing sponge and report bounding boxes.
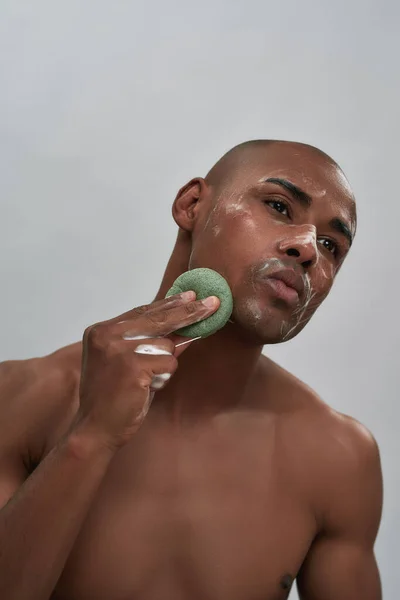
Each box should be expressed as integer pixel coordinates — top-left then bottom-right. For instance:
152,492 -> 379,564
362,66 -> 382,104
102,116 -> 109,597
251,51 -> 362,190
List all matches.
165,268 -> 233,338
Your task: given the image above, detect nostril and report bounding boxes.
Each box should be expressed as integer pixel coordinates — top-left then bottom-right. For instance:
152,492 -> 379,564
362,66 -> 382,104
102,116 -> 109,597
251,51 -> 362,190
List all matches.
302,259 -> 313,269
286,248 -> 300,257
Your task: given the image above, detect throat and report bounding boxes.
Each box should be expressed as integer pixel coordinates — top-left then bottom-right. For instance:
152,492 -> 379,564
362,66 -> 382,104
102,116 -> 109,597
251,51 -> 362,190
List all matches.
151,352 -> 264,426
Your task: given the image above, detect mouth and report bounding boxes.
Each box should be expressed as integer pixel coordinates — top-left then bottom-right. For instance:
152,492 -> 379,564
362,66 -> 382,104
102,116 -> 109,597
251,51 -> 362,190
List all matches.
262,268 -> 305,306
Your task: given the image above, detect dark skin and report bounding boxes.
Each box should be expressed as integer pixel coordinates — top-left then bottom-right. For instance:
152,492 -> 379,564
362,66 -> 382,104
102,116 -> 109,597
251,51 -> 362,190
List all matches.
0,141 -> 382,599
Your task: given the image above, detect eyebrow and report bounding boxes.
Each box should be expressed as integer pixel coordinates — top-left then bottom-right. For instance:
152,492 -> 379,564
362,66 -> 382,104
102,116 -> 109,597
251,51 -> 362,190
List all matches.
265,177 -> 312,208
263,177 -> 353,247
329,218 -> 353,247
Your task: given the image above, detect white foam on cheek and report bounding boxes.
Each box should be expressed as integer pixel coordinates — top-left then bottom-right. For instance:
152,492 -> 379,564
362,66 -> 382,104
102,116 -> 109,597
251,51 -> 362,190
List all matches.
188,196 -> 224,269
258,259 -> 277,274
319,262 -> 333,281
203,195 -> 223,232
224,197 -> 253,219
243,297 -> 263,322
212,225 -> 221,237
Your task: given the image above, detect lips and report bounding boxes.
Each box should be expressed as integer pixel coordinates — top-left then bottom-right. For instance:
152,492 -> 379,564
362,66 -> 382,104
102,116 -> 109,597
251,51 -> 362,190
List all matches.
265,268 -> 305,299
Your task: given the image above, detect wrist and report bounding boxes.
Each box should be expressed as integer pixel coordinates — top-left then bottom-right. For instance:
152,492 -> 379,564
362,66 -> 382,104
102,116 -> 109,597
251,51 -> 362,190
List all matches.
65,417 -> 120,462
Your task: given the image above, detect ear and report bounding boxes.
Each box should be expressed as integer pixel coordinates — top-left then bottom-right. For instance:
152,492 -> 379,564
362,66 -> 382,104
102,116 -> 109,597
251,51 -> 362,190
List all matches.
172,178 -> 208,232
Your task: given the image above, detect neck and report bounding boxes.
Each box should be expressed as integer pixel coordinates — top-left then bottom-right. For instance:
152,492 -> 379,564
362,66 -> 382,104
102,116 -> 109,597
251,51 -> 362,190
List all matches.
150,230 -> 265,425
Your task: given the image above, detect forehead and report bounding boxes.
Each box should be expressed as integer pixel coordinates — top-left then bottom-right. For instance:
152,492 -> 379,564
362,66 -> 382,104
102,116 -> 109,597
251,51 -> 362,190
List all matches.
233,143 -> 356,221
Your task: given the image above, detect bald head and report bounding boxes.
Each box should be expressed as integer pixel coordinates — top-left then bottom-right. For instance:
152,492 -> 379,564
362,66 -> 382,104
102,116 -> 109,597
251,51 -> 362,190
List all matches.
205,139 -> 345,192
203,138 -> 356,231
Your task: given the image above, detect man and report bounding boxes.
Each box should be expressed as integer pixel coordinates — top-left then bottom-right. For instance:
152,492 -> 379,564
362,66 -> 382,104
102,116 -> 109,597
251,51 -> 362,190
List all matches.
0,140 -> 383,599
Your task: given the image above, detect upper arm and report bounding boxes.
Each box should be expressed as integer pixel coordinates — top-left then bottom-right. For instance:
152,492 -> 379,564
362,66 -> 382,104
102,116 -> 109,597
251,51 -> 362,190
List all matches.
0,443 -> 29,509
297,417 -> 383,600
0,356 -> 74,509
0,361 -> 31,509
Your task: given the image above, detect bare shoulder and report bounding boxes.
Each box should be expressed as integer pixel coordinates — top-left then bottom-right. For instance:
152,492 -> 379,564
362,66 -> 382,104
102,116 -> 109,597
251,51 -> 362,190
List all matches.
261,354 -> 379,451
261,355 -> 382,534
0,342 -> 83,470
304,403 -> 383,538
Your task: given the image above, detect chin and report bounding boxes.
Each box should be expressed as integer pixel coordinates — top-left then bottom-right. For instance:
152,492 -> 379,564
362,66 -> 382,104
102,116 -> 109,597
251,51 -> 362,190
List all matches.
231,298 -> 286,341
230,313 -> 291,346
237,288 -> 319,344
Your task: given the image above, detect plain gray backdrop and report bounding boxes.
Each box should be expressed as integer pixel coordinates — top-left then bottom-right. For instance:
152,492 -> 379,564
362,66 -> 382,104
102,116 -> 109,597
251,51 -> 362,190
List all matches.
1,1 -> 399,598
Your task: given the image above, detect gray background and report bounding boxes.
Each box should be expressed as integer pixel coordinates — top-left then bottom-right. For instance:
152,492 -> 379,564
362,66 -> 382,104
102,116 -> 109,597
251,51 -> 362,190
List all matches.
1,1 -> 398,597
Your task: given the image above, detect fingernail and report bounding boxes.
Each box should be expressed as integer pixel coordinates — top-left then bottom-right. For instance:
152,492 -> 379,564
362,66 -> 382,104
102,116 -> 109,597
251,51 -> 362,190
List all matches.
202,296 -> 218,308
181,290 -> 196,302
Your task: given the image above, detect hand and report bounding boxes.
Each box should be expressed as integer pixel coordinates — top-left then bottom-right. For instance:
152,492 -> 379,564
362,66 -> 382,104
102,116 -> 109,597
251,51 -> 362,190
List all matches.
73,291 -> 219,450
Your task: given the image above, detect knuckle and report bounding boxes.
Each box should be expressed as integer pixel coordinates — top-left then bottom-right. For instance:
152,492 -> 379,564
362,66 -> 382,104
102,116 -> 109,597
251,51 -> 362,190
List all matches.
85,324 -> 108,350
136,369 -> 152,389
103,338 -> 123,360
132,304 -> 149,317
146,310 -> 168,326
184,302 -> 198,315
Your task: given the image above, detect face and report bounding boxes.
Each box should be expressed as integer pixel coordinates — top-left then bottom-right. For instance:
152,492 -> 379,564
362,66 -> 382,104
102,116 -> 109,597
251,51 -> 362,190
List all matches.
182,143 -> 356,344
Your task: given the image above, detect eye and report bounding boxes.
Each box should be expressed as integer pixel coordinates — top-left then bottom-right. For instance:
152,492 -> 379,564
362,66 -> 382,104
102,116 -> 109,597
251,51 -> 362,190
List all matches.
318,237 -> 338,256
265,199 -> 290,217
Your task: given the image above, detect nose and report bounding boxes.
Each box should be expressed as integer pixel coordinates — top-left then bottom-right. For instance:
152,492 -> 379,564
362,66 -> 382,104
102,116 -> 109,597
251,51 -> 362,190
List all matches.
278,227 -> 318,269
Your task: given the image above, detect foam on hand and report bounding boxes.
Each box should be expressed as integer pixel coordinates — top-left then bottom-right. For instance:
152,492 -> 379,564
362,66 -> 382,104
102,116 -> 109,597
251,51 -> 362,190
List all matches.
165,267 -> 233,338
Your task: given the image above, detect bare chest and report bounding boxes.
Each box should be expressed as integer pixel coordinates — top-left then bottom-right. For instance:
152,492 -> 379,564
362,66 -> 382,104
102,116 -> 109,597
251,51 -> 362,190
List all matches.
52,414 -> 316,600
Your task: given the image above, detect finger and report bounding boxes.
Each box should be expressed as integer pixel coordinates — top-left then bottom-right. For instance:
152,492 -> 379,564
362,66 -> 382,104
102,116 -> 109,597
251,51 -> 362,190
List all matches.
124,332 -> 201,358
149,336 -> 203,387
113,296 -> 220,339
117,335 -> 176,357
132,339 -> 175,356
147,297 -> 220,337
135,351 -> 178,391
108,298 -> 209,338
121,331 -> 200,359
102,291 -> 197,327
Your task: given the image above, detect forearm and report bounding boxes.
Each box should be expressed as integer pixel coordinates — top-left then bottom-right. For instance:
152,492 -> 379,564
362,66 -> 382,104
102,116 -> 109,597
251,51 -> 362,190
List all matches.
0,424 -> 116,600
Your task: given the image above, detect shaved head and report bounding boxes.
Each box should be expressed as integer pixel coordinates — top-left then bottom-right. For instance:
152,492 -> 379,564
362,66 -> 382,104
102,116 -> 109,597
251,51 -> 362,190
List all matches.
205,139 -> 345,193
203,139 -> 356,233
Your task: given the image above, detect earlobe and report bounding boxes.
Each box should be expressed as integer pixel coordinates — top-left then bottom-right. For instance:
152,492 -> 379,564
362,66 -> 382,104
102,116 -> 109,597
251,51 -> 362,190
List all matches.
172,178 -> 206,232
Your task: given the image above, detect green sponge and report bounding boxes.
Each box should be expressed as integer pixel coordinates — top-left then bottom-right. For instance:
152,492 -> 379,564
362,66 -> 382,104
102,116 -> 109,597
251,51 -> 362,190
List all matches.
165,268 -> 233,338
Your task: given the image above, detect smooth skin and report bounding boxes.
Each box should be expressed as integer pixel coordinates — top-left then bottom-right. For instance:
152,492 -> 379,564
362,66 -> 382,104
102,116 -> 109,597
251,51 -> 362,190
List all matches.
0,140 -> 383,600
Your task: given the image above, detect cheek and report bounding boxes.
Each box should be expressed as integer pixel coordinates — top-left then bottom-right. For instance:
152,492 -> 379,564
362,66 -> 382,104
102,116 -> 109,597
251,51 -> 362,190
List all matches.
315,259 -> 335,293
205,202 -> 264,254
211,225 -> 221,237
218,201 -> 279,250
303,261 -> 335,314
189,202 -> 266,279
